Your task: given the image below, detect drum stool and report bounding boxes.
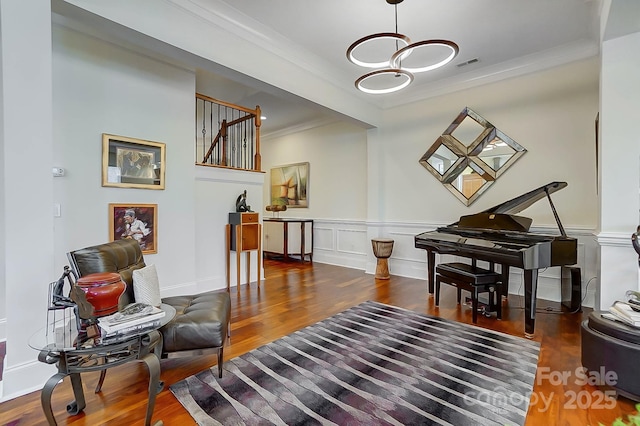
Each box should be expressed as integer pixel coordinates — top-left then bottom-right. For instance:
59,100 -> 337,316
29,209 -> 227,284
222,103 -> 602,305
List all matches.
371,238 -> 394,279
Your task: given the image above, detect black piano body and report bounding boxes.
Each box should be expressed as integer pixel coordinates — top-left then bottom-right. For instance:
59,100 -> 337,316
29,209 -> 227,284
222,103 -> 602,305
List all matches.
414,181 -> 577,337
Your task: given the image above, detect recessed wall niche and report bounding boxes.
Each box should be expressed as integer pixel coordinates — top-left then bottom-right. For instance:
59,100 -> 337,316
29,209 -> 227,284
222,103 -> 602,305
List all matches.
419,107 -> 527,206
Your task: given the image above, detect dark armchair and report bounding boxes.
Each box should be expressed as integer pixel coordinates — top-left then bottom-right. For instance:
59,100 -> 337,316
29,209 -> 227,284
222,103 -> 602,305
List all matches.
67,239 -> 231,378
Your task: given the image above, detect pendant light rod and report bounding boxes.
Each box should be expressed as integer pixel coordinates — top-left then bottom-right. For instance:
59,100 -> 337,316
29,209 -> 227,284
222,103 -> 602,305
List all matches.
394,2 -> 399,55
394,3 -> 398,34
346,0 -> 459,94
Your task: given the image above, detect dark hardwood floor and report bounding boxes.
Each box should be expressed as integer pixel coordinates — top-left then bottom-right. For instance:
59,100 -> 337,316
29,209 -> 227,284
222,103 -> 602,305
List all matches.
0,259 -> 637,425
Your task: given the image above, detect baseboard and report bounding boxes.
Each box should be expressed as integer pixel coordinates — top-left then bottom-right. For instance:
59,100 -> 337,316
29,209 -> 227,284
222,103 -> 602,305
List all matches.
0,360 -> 54,403
313,250 -> 366,270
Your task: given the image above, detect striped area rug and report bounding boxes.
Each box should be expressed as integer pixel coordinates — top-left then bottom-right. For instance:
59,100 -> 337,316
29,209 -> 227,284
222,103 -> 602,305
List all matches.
170,301 -> 540,425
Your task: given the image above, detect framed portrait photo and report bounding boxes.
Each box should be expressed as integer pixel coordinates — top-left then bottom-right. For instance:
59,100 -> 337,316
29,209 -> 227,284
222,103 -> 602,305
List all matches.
109,203 -> 158,254
270,162 -> 309,208
102,134 -> 166,190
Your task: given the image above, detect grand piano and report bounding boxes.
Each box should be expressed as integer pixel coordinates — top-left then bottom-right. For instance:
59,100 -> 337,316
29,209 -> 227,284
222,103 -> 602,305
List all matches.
414,181 -> 577,337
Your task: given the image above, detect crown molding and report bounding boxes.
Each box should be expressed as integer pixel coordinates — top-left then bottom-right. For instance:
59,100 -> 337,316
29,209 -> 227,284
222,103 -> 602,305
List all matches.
380,39 -> 600,108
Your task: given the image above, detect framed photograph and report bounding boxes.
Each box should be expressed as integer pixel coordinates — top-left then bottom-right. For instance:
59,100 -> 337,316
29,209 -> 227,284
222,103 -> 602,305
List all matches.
270,162 -> 309,208
109,203 -> 158,254
102,134 -> 166,190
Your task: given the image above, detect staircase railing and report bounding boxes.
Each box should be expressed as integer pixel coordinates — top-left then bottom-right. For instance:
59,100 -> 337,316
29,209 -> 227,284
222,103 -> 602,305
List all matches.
195,93 -> 261,172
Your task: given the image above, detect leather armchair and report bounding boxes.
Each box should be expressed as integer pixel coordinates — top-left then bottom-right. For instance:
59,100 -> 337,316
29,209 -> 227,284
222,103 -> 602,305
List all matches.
67,239 -> 230,378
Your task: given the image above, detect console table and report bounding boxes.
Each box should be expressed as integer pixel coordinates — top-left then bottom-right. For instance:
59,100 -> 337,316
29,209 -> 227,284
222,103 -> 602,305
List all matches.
263,218 -> 313,262
29,304 -> 175,426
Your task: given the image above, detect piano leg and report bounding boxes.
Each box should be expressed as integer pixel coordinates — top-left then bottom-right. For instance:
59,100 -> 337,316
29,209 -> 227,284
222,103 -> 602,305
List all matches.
427,250 -> 436,294
501,265 -> 510,299
524,269 -> 538,338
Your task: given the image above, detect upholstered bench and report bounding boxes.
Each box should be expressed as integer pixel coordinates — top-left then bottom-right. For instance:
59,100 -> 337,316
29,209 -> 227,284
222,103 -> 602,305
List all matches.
67,239 -> 230,378
435,262 -> 502,323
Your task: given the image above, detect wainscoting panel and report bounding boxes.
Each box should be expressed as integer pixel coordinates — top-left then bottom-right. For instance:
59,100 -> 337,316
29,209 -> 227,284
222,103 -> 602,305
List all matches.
311,219 -> 598,307
596,231 -> 640,309
312,226 -> 334,251
336,228 -> 368,254
312,221 -> 368,269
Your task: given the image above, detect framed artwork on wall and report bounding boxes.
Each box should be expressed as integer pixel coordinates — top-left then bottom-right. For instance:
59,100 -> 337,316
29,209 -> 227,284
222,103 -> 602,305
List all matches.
109,203 -> 158,254
102,134 -> 166,190
270,162 -> 309,208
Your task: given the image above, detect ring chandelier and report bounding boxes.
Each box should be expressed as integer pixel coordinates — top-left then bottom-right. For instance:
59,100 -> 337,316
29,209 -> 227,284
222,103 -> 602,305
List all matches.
346,0 -> 459,94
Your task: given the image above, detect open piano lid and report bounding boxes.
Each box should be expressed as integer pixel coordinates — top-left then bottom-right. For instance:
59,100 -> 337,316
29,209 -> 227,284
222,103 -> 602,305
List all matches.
450,181 -> 569,235
483,181 -> 567,215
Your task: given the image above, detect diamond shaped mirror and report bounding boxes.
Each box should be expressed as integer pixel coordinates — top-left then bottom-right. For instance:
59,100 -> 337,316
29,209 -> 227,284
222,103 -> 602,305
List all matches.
419,107 -> 527,206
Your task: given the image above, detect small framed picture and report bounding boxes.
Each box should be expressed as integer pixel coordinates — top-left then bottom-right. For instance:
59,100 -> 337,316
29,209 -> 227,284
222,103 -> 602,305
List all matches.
109,203 -> 158,254
102,134 -> 166,190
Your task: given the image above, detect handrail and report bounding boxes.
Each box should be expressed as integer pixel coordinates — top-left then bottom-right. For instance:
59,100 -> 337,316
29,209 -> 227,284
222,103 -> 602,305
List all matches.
195,93 -> 261,172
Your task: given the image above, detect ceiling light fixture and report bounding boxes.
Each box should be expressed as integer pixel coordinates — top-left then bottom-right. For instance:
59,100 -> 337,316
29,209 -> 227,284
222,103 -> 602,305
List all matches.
346,0 -> 459,94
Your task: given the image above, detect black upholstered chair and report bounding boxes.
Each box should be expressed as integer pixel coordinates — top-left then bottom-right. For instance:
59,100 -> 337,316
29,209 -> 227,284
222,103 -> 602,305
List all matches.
67,239 -> 231,379
580,226 -> 640,401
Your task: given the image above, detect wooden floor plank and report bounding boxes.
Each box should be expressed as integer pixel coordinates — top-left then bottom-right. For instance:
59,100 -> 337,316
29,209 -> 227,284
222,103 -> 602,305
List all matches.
0,259 -> 636,425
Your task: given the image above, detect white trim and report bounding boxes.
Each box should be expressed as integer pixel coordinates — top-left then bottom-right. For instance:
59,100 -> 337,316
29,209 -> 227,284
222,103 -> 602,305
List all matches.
596,231 -> 633,247
0,360 -> 56,403
310,218 -> 598,307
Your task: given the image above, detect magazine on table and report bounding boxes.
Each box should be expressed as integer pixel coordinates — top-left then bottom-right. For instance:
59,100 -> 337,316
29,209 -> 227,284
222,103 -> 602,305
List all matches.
608,301 -> 640,327
100,318 -> 163,339
98,303 -> 165,333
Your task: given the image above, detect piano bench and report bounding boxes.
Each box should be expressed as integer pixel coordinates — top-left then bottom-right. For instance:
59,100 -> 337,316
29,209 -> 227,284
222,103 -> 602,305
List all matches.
435,262 -> 502,323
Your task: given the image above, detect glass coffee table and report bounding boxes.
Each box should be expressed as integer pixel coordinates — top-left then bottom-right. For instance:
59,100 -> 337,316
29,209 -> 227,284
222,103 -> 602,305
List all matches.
29,304 -> 175,426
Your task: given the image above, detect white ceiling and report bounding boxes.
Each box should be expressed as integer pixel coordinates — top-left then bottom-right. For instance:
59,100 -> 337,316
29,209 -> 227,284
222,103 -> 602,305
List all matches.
189,0 -> 603,136
211,0 -> 601,94
55,0 -> 635,138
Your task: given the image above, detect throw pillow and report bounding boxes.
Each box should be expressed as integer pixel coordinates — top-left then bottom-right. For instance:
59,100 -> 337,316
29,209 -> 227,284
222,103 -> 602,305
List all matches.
132,264 -> 162,307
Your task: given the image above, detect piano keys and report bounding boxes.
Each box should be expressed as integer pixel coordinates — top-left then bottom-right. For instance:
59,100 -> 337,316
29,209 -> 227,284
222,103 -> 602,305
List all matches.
415,181 -> 578,337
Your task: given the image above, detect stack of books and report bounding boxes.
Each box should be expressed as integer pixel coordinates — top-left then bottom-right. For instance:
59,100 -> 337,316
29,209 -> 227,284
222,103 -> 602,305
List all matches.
607,301 -> 640,328
97,303 -> 165,338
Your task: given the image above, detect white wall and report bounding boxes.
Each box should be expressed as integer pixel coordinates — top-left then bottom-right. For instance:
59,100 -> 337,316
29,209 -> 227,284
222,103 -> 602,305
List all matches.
0,0 -> 6,348
2,22 -> 259,401
194,166 -> 265,292
264,58 -> 600,307
381,58 -> 599,227
377,58 -> 600,306
260,122 -> 369,268
0,1 -> 624,402
597,31 -> 640,308
52,25 -> 197,292
261,122 -> 368,221
51,26 -> 266,301
1,0 -> 55,401
57,0 -> 383,129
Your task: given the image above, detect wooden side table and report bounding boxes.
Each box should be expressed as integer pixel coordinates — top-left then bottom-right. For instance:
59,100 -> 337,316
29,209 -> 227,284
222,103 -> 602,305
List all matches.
226,212 -> 261,292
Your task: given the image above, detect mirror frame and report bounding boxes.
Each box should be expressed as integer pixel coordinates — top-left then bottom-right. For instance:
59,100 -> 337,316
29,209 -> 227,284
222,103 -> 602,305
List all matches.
419,107 -> 527,206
